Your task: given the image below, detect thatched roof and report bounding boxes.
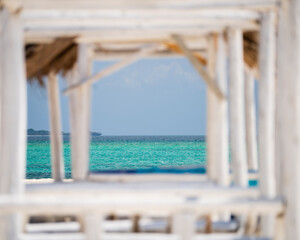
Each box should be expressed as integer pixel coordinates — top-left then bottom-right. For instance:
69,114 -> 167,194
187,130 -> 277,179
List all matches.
243,31 -> 258,70
25,32 -> 258,85
26,38 -> 77,85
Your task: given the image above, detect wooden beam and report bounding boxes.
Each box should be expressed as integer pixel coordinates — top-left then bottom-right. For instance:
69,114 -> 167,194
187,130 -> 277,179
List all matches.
244,71 -> 258,171
172,34 -> 225,100
0,196 -> 284,216
276,0 -> 300,239
206,34 -> 218,182
23,18 -> 259,30
258,11 -> 276,238
22,9 -> 261,20
64,44 -> 160,95
20,0 -> 279,11
0,7 -> 27,240
215,33 -> 230,186
67,44 -> 92,181
47,72 -> 65,182
227,28 -> 248,187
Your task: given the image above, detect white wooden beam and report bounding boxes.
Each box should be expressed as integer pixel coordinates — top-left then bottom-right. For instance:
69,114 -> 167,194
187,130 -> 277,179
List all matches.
206,34 -> 218,182
64,44 -> 159,94
227,28 -> 248,187
244,71 -> 258,171
215,34 -> 230,186
172,34 -> 225,100
23,18 -> 259,30
20,0 -> 279,11
171,212 -> 196,240
22,9 -> 261,20
67,44 -> 93,181
0,195 -> 284,216
0,6 -> 27,240
258,11 -> 276,238
276,0 -> 300,239
47,72 -> 65,182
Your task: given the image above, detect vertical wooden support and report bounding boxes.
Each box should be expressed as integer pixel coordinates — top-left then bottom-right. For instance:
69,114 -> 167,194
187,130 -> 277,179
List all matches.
215,34 -> 230,186
258,11 -> 276,238
207,33 -> 230,185
206,35 -> 218,182
244,72 -> 258,171
47,71 -> 65,181
0,7 -> 27,240
171,212 -> 196,240
84,214 -> 103,240
67,44 -> 92,181
228,28 -> 248,187
276,0 -> 300,239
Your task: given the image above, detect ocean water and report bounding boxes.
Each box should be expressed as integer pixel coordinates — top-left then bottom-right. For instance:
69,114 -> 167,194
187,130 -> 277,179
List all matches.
27,135 -> 207,179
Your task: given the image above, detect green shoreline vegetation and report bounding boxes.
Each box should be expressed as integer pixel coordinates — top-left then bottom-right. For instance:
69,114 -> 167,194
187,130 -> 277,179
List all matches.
27,128 -> 102,136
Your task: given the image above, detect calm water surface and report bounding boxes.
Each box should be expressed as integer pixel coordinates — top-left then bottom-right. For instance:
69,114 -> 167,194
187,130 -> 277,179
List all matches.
27,136 -> 207,179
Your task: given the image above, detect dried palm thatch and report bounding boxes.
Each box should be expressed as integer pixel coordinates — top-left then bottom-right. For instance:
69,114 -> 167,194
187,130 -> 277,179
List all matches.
25,32 -> 259,86
243,31 -> 258,70
26,37 -> 77,86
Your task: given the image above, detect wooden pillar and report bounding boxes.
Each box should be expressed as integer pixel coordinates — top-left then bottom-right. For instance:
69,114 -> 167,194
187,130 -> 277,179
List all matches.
245,72 -> 258,171
206,34 -> 218,182
276,0 -> 300,239
0,7 -> 27,240
171,212 -> 196,240
227,28 -> 248,187
258,11 -> 276,237
215,34 -> 230,186
207,33 -> 230,185
47,71 -> 65,181
67,44 -> 92,181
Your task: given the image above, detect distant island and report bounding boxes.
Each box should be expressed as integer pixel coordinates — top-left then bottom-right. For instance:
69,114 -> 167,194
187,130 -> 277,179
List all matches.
27,128 -> 102,136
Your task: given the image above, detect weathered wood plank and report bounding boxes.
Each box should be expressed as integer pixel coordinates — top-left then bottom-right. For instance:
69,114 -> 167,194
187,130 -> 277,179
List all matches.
47,72 -> 65,181
227,28 -> 248,187
0,7 -> 27,240
258,11 -> 276,238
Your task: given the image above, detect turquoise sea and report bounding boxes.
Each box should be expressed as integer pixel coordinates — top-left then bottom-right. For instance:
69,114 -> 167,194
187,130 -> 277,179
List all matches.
27,135 -> 207,179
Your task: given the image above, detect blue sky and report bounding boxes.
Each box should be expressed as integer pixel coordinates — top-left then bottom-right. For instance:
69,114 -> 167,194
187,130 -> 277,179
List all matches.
27,57 -> 208,135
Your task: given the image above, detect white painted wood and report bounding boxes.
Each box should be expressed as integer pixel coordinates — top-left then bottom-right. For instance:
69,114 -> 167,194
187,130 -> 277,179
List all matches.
67,44 -> 93,181
23,18 -> 258,30
258,11 -> 276,238
85,214 -> 103,240
65,44 -> 159,94
206,33 -> 229,186
171,212 -> 196,240
215,34 -> 230,186
0,7 -> 27,240
276,0 -> 300,239
20,0 -> 279,11
47,71 -> 64,181
21,9 -> 261,20
0,195 -> 284,216
244,72 -> 258,171
206,34 -> 218,182
25,182 -> 260,200
172,34 -> 225,99
227,28 -> 248,187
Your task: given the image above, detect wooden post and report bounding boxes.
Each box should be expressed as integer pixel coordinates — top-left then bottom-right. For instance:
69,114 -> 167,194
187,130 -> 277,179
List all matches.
258,11 -> 276,237
227,28 -> 248,187
206,34 -> 218,182
0,7 -> 27,240
276,0 -> 300,239
171,212 -> 196,240
47,71 -> 65,181
244,71 -> 258,171
206,33 -> 230,185
67,44 -> 92,181
215,33 -> 230,186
